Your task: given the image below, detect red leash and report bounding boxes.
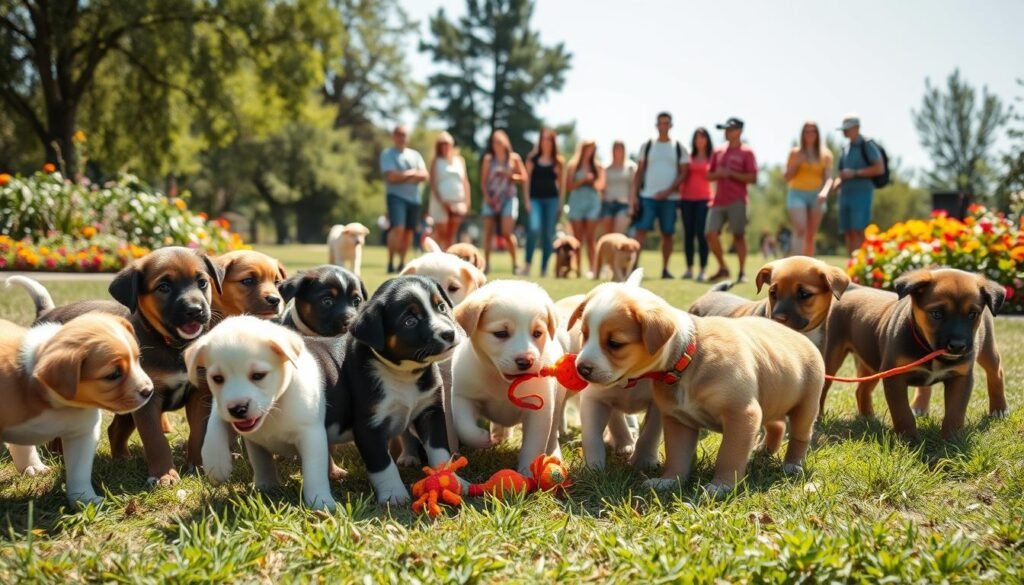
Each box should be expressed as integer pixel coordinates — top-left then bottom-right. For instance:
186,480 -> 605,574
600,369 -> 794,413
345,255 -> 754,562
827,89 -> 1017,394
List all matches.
824,323 -> 947,383
506,354 -> 589,410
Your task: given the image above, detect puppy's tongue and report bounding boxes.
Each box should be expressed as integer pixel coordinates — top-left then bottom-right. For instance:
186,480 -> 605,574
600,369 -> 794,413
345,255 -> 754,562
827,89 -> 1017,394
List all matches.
177,322 -> 203,339
232,417 -> 261,433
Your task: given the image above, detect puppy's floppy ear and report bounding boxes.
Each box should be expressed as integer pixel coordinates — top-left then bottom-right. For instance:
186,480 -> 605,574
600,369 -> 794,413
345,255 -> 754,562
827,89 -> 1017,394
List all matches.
358,278 -> 369,303
423,237 -> 442,254
183,337 -> 209,387
454,294 -> 486,336
200,252 -> 225,296
894,269 -> 933,300
544,298 -> 558,339
637,303 -> 677,355
269,329 -> 304,367
34,342 -> 83,400
625,268 -> 644,287
109,262 -> 143,313
278,273 -> 307,303
276,262 -> 288,281
567,297 -> 588,330
349,298 -> 387,350
755,262 -> 775,294
400,263 -> 417,275
461,265 -> 486,290
979,278 -> 1006,316
820,265 -> 851,300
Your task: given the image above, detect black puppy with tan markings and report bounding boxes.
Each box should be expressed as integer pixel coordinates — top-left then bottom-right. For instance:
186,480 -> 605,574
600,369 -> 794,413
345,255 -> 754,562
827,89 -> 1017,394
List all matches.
278,265 -> 367,337
822,267 -> 1006,441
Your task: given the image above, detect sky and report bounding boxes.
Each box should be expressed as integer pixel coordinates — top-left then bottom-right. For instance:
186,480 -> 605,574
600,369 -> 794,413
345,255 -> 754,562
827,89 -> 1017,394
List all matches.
401,0 -> 1023,181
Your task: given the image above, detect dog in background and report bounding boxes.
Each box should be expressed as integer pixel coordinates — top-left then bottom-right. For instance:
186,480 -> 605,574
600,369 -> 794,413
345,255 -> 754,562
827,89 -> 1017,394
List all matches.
553,234 -> 582,279
402,238 -> 486,307
278,265 -> 367,337
327,222 -> 370,277
594,233 -> 641,282
1,313 -> 154,504
447,242 -> 487,273
211,250 -> 287,323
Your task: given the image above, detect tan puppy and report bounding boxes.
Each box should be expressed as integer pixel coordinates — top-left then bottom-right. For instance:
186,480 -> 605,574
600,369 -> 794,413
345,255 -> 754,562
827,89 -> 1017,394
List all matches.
212,250 -> 287,321
553,235 -> 581,278
327,222 -> 370,276
689,256 -> 850,351
570,281 -> 823,495
594,233 -> 641,282
821,268 -> 1006,440
402,238 -> 487,306
1,314 -> 153,504
447,242 -> 487,273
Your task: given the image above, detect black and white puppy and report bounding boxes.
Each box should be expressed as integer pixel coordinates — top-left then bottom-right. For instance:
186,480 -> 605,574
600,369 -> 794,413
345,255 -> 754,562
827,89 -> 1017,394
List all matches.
327,275 -> 463,504
279,265 -> 367,337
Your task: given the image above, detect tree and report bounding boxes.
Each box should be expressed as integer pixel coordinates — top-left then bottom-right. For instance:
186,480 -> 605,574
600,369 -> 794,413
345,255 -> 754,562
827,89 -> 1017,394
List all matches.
913,69 -> 1009,198
419,0 -> 572,154
997,79 -> 1024,210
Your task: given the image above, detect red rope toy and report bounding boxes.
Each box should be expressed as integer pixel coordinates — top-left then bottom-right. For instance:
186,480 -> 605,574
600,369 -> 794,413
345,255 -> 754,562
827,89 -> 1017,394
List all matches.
412,454 -> 571,518
506,353 -> 588,410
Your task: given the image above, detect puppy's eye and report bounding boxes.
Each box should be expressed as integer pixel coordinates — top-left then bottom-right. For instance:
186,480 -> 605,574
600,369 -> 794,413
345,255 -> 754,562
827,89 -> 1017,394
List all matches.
797,289 -> 812,300
197,279 -> 209,291
105,367 -> 123,381
968,311 -> 979,320
404,316 -> 418,328
156,282 -> 172,294
532,330 -> 543,339
241,277 -> 256,286
769,289 -> 778,299
929,310 -> 943,320
351,297 -> 362,308
251,372 -> 267,382
447,285 -> 461,294
607,339 -> 624,350
437,303 -> 448,313
321,296 -> 335,307
494,330 -> 510,339
211,375 -> 225,385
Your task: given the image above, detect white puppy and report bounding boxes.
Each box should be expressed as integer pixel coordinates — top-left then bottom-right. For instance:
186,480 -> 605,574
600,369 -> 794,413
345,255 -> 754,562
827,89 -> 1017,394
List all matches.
451,281 -> 564,473
327,222 -> 370,276
401,237 -> 486,306
186,316 -> 335,511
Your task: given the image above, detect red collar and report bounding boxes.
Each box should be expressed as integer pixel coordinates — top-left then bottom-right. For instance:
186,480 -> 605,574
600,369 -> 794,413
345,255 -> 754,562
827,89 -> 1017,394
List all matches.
625,337 -> 697,388
910,320 -> 933,354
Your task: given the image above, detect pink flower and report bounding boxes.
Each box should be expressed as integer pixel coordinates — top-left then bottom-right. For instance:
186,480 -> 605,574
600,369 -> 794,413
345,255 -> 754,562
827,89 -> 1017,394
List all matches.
1005,285 -> 1015,300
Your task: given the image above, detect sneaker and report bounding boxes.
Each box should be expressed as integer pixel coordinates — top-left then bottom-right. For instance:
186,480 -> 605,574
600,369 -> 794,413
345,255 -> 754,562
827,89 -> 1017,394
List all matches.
696,270 -> 707,282
396,263 -> 405,273
661,269 -> 674,280
387,263 -> 395,274
736,272 -> 747,284
707,268 -> 730,282
681,269 -> 693,280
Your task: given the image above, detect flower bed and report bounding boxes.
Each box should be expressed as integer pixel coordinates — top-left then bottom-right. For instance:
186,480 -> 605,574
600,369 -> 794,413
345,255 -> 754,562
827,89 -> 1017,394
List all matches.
848,204 -> 1024,313
0,170 -> 246,272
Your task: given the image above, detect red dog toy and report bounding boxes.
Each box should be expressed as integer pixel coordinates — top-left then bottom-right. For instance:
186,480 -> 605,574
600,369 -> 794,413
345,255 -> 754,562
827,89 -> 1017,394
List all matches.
506,353 -> 588,410
411,454 -> 571,518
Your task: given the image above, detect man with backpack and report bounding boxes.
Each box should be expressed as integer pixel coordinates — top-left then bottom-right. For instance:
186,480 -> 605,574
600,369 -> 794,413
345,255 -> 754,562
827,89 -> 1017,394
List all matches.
630,112 -> 690,279
836,114 -> 888,254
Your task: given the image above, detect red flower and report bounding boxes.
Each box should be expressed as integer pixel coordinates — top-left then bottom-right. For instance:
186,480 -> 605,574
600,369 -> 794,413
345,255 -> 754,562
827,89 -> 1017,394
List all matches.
872,268 -> 885,281
931,209 -> 948,218
1005,286 -> 1015,300
0,173 -> 11,186
980,219 -> 994,234
0,257 -> 6,269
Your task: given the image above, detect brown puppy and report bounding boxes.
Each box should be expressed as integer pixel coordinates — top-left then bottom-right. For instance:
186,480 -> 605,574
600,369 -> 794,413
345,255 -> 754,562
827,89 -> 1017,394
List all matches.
689,256 -> 850,351
1,314 -> 153,504
554,234 -> 582,278
822,268 -> 1006,440
22,247 -> 224,485
211,250 -> 287,322
594,233 -> 641,282
570,281 -> 823,495
446,242 -> 487,273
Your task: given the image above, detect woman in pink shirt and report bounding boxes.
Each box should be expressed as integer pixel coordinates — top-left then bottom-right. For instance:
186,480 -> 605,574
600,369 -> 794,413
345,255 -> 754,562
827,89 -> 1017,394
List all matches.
678,128 -> 713,281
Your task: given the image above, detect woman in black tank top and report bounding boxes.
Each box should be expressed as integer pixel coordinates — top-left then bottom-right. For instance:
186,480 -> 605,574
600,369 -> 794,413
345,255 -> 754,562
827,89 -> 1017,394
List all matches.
523,128 -> 564,276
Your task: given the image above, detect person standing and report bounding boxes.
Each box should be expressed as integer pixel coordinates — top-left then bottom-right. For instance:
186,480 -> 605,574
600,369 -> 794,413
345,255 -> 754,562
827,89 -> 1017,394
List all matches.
601,141 -> 636,236
481,129 -> 528,273
706,117 -> 757,283
678,127 -> 713,280
428,131 -> 471,249
630,112 -> 690,279
783,121 -> 834,256
380,125 -> 428,273
836,114 -> 884,254
566,139 -> 605,276
523,128 -> 564,276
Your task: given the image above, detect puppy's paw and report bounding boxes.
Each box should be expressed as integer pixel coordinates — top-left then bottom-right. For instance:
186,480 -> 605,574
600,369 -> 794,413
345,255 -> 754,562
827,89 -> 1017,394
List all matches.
23,463 -> 51,477
989,408 -> 1010,419
254,478 -> 281,492
629,454 -> 661,472
376,486 -> 411,506
147,470 -> 180,487
614,443 -> 636,456
304,493 -> 338,513
702,482 -> 733,500
395,452 -> 422,467
328,461 -> 349,481
644,477 -> 680,492
782,463 -> 804,476
911,407 -> 929,418
71,493 -> 104,507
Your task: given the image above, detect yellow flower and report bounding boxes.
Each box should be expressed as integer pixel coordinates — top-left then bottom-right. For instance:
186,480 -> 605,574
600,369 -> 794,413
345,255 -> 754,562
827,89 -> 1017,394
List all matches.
173,198 -> 187,211
72,130 -> 87,143
864,224 -> 880,238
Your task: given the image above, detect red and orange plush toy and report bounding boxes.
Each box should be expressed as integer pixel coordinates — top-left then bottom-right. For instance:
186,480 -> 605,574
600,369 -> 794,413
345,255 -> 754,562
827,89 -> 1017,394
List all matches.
505,353 -> 588,410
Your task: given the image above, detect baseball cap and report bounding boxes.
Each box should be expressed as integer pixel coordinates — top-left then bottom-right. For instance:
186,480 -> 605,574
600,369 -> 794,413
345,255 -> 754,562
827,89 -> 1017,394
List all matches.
716,117 -> 744,130
838,114 -> 861,130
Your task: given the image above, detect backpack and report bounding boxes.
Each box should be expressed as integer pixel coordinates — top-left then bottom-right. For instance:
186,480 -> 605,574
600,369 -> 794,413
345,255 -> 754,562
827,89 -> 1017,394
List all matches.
638,139 -> 685,192
841,138 -> 890,189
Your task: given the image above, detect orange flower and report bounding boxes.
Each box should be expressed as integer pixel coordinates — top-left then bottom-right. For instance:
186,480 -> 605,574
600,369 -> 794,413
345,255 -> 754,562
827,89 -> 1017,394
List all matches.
82,226 -> 97,239
0,173 -> 10,186
173,198 -> 187,211
72,130 -> 87,143
42,163 -> 56,173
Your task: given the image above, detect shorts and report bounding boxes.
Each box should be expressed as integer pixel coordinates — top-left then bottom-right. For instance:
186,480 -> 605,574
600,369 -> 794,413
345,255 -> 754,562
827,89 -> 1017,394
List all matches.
387,194 -> 420,231
787,188 -> 826,211
839,192 -> 874,232
428,196 -> 466,223
568,189 -> 601,221
601,200 -> 630,218
483,195 -> 519,219
705,201 -> 747,235
635,198 -> 677,235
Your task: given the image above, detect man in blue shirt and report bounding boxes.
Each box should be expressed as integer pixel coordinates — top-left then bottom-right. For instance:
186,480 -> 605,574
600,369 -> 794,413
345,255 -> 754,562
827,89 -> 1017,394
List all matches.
836,114 -> 885,253
380,125 -> 428,273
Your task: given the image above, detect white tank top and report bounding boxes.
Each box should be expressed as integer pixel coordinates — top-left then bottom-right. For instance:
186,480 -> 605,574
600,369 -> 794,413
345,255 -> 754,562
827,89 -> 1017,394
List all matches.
435,157 -> 466,202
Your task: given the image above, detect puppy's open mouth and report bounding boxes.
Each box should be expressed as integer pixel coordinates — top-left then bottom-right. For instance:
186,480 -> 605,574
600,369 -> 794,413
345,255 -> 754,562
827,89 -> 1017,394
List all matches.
232,416 -> 263,433
255,310 -> 281,319
176,322 -> 204,340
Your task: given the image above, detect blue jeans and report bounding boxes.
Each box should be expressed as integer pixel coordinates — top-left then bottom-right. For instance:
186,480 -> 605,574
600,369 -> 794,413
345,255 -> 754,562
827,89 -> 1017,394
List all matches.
526,197 -> 560,273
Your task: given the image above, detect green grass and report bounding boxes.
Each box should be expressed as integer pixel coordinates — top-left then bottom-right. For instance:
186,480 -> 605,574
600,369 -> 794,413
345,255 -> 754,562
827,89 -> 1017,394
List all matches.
2,245 -> 1023,582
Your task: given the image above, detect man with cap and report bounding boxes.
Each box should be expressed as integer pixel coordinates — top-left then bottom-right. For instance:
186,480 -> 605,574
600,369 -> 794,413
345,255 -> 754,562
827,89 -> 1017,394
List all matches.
835,114 -> 884,253
705,117 -> 757,283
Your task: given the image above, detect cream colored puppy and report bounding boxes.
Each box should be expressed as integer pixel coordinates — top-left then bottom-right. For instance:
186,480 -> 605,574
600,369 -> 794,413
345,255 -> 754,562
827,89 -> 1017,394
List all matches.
327,222 -> 370,276
594,233 -> 641,282
402,237 -> 486,306
451,280 -> 564,473
570,281 -> 824,495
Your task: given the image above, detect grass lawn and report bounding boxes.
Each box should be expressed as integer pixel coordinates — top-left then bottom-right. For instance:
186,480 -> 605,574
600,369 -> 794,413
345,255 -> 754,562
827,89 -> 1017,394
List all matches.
2,245 -> 1023,582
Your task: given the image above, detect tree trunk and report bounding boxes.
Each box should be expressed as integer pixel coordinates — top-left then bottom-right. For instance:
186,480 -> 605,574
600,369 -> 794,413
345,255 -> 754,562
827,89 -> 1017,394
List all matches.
44,104 -> 78,177
253,176 -> 291,244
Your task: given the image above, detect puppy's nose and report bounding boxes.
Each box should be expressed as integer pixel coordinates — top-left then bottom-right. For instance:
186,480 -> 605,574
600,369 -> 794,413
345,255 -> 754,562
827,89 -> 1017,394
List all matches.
227,401 -> 250,419
771,312 -> 789,323
576,362 -> 594,379
439,328 -> 456,343
138,384 -> 154,398
947,340 -> 968,354
265,295 -> 281,307
183,304 -> 205,319
515,356 -> 534,371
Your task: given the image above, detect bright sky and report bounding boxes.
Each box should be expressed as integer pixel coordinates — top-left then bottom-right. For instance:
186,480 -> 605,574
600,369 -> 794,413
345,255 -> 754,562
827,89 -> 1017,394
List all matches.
403,0 -> 1023,183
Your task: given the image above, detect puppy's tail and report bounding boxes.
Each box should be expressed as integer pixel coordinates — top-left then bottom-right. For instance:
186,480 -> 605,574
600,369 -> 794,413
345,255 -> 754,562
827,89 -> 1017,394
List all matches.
710,280 -> 734,293
5,276 -> 55,318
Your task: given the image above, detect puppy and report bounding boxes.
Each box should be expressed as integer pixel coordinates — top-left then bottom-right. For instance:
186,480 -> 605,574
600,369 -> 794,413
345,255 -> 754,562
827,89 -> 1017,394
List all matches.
327,222 -> 370,276
278,265 -> 367,337
330,275 -> 463,504
821,268 -> 1006,440
594,234 -> 641,282
1,313 -> 153,504
689,256 -> 850,351
555,272 -> 662,471
13,247 -> 224,485
402,238 -> 487,306
451,281 -> 565,473
553,235 -> 581,278
446,242 -> 487,273
571,281 -> 823,495
187,316 -> 335,511
211,250 -> 287,322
